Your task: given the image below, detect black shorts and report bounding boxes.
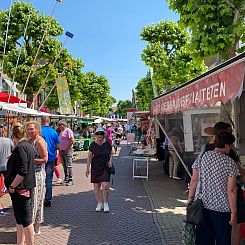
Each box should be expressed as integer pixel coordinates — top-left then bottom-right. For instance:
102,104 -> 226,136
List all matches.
10,191 -> 32,227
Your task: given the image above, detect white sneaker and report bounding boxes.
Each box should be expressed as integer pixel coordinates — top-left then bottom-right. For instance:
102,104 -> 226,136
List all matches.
173,176 -> 181,180
34,229 -> 41,236
95,203 -> 103,212
103,203 -> 109,212
56,178 -> 63,184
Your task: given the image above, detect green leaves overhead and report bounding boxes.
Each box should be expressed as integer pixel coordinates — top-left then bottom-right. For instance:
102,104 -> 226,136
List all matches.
140,20 -> 206,94
117,100 -> 133,119
0,1 -> 114,115
167,0 -> 245,59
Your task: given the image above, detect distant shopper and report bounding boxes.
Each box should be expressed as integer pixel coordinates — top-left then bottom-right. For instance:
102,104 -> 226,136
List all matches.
58,121 -> 74,185
41,117 -> 60,207
168,127 -> 183,180
105,123 -> 114,144
0,136 -> 13,214
26,120 -> 48,236
5,124 -> 36,245
86,127 -> 113,212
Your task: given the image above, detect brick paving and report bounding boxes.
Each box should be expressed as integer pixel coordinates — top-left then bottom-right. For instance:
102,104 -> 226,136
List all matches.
0,141 -> 187,245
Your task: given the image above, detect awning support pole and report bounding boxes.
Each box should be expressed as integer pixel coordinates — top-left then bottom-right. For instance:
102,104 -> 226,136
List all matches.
155,116 -> 192,178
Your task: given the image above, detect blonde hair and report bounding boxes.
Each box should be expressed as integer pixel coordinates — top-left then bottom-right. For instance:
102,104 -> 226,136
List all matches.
26,120 -> 42,136
12,123 -> 26,139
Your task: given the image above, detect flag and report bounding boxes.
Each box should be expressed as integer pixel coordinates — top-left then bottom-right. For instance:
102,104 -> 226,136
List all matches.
56,76 -> 72,115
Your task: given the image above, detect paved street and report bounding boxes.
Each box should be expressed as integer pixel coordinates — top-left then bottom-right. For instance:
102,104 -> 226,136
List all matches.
0,141 -> 187,245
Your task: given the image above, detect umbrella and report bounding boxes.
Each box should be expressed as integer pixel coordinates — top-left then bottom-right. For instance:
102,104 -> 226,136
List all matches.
0,92 -> 28,103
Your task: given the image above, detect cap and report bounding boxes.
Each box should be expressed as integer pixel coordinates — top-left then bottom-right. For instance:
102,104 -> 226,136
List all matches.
95,127 -> 105,134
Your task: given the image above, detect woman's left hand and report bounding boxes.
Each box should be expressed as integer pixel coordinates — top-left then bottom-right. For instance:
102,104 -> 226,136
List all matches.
108,162 -> 112,168
229,212 -> 237,225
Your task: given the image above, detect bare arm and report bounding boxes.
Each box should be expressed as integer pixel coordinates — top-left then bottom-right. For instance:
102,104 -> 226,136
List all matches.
187,169 -> 199,203
108,152 -> 113,167
86,151 -> 93,177
35,139 -> 48,165
227,175 -> 237,225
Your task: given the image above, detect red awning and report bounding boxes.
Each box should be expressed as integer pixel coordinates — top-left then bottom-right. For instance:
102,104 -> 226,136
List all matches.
151,61 -> 245,116
0,92 -> 28,104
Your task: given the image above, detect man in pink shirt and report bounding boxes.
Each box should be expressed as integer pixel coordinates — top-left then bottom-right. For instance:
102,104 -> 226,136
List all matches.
58,121 -> 74,185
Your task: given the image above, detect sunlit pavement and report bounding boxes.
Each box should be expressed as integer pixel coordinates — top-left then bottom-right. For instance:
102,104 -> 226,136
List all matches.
0,141 -> 187,245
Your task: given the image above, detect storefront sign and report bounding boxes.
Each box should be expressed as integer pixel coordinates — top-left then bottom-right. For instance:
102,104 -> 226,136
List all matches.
151,62 -> 245,116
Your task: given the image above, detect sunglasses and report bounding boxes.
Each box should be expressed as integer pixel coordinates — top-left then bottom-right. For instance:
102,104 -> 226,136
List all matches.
96,132 -> 104,136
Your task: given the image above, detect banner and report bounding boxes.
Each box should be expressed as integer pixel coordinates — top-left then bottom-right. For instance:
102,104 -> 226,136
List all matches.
151,61 -> 245,116
56,76 -> 73,115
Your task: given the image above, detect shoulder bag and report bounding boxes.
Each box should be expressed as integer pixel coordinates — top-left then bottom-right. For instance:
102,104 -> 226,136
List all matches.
186,153 -> 204,225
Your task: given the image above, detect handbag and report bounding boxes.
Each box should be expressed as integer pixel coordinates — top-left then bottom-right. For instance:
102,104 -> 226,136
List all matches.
108,165 -> 115,175
181,220 -> 196,245
186,199 -> 204,224
186,153 -> 204,225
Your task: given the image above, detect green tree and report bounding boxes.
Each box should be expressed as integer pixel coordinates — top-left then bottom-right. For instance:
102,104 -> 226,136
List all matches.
135,72 -> 154,111
0,1 -> 83,104
77,72 -> 113,117
140,20 -> 206,92
117,100 -> 133,118
167,0 -> 245,59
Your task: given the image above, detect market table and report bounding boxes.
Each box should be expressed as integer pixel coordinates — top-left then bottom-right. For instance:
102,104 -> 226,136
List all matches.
74,138 -> 94,151
129,148 -> 156,180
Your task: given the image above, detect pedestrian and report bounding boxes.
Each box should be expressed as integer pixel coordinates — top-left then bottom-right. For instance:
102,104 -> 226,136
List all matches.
168,127 -> 183,180
86,127 -> 113,212
105,123 -> 114,145
188,131 -> 239,245
0,136 -> 13,214
202,121 -> 242,244
41,116 -> 60,207
58,120 -> 74,186
26,120 -> 48,236
5,124 -> 36,245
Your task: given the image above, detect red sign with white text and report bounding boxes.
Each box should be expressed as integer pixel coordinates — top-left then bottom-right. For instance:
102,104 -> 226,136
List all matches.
151,62 -> 245,116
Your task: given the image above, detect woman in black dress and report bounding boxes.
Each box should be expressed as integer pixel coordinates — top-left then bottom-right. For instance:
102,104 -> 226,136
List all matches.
86,127 -> 112,212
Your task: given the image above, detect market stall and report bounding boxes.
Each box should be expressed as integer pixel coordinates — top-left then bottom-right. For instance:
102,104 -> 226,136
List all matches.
151,52 -> 245,177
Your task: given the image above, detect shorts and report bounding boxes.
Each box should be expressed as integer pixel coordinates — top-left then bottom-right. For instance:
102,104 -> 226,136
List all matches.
10,191 -> 32,227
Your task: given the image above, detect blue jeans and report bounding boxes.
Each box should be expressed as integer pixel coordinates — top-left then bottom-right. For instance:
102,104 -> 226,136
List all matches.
45,161 -> 55,202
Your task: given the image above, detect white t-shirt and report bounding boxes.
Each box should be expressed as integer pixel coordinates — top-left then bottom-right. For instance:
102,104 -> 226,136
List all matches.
0,137 -> 13,172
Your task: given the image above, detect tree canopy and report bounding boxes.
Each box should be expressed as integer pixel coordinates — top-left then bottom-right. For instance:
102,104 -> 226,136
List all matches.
140,20 -> 206,93
117,100 -> 133,118
0,1 -> 114,115
135,72 -> 154,111
167,0 -> 245,59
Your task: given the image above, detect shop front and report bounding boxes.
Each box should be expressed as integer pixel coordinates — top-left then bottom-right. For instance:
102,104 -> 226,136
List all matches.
151,52 -> 245,177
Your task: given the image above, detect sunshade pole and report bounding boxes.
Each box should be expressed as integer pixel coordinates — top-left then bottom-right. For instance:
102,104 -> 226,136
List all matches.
0,0 -> 13,92
30,35 -> 71,109
155,116 -> 192,178
21,0 -> 61,95
8,0 -> 35,103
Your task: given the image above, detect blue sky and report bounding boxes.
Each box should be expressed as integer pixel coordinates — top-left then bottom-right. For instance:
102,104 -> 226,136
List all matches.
1,0 -> 178,102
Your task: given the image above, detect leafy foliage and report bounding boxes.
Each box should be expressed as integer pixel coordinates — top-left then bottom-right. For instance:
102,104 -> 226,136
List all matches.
117,100 -> 133,118
140,20 -> 206,92
135,72 -> 154,111
167,0 -> 245,59
77,72 -> 113,117
0,2 -> 115,114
